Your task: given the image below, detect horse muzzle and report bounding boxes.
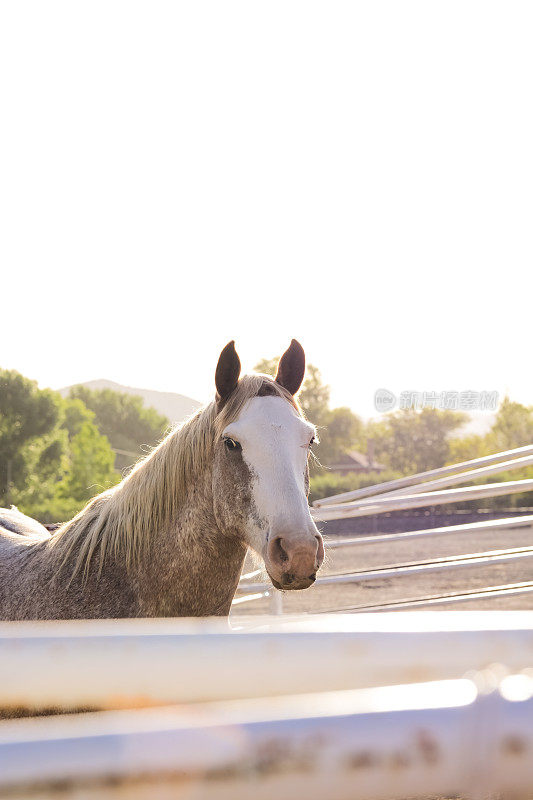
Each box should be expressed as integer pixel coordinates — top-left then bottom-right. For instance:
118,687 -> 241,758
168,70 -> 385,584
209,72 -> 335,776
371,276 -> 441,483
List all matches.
269,571 -> 317,591
265,529 -> 324,591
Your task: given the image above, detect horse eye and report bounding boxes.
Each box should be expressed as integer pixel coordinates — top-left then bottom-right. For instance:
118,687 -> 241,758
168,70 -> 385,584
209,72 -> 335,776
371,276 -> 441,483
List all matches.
224,437 -> 241,452
309,436 -> 316,447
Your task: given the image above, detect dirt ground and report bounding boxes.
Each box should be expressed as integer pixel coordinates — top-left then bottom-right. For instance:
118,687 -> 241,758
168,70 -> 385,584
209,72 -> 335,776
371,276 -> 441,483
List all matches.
232,520 -> 533,618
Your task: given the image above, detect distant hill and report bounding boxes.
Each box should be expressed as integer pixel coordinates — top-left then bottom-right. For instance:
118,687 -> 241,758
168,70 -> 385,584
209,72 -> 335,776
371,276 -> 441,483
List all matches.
59,379 -> 201,425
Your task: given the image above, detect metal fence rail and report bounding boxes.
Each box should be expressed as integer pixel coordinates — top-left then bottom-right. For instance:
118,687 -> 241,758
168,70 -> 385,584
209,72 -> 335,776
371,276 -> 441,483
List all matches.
235,515 -> 533,614
323,514 -> 533,549
1,677 -> 533,800
321,581 -> 533,613
238,546 -> 533,595
342,453 -> 533,503
313,444 -> 533,506
312,479 -> 533,521
3,612 -> 533,713
2,614 -> 533,798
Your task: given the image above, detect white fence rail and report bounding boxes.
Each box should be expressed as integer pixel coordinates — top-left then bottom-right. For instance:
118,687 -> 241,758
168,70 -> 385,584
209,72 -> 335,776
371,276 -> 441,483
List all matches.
239,546 -> 533,597
312,444 -> 533,506
312,479 -> 533,521
324,514 -> 533,548
2,614 -> 533,798
341,453 -> 533,503
3,612 -> 533,713
2,677 -> 533,799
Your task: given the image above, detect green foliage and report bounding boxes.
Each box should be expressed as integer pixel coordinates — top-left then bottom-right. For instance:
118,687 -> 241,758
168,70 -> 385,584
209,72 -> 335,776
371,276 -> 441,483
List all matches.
443,399 -> 533,510
298,365 -> 331,429
486,397 -> 533,452
367,408 -> 467,474
0,370 -> 120,522
68,387 -> 169,472
447,399 -> 533,470
317,407 -> 364,467
309,470 -> 402,505
446,434 -> 488,464
13,428 -> 69,517
62,397 -> 96,439
0,370 -> 60,451
59,421 -> 117,504
0,369 -> 63,503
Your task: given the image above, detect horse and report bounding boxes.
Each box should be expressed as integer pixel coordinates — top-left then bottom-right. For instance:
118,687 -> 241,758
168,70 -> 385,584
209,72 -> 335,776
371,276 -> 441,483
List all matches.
0,340 -> 324,619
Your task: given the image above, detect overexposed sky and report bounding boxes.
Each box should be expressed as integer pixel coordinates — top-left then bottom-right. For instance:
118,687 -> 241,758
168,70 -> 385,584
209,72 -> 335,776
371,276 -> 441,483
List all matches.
1,2 -> 531,417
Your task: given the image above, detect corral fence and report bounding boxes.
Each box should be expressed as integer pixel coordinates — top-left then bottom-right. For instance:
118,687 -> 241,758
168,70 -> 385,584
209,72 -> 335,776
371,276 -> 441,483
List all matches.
1,445 -> 533,798
235,444 -> 533,614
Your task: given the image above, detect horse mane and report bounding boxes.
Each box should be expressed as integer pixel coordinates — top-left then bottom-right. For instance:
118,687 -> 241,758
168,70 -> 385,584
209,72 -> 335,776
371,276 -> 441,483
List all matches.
50,375 -> 299,581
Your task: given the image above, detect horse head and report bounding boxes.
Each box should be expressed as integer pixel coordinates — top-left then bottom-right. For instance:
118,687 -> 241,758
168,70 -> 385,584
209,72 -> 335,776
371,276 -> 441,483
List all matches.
212,340 -> 324,591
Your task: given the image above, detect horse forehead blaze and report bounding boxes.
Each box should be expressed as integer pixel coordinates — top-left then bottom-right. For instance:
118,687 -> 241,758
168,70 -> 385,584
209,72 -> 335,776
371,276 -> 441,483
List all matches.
223,395 -> 315,446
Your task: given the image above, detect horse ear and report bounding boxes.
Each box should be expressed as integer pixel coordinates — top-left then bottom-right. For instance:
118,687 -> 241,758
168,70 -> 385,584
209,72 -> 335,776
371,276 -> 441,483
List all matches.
275,339 -> 305,395
215,340 -> 241,403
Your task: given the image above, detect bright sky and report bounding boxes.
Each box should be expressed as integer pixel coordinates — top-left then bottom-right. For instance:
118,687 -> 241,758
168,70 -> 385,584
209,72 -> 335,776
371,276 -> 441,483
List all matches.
1,2 -> 531,418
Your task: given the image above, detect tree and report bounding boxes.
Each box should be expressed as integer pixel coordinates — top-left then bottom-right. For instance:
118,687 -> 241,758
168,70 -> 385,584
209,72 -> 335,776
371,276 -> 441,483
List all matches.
0,371 -> 120,521
487,397 -> 533,452
62,397 -> 96,439
368,408 -> 467,474
56,398 -> 119,504
447,434 -> 488,464
59,421 -> 118,504
68,387 -> 170,472
0,370 -> 63,504
298,365 -> 331,429
317,407 -> 364,467
446,398 -> 533,467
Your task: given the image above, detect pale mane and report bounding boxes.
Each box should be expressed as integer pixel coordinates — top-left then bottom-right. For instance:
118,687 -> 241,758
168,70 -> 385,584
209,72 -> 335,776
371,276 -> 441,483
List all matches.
50,375 -> 298,580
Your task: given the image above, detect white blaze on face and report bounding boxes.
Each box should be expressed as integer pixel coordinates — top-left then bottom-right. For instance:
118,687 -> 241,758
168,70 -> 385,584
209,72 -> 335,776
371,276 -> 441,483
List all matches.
222,396 -> 317,552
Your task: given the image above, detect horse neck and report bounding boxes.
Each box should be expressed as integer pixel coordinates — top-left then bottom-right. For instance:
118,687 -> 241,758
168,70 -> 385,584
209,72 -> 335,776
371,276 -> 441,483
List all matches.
40,447 -> 247,619
131,464 -> 248,617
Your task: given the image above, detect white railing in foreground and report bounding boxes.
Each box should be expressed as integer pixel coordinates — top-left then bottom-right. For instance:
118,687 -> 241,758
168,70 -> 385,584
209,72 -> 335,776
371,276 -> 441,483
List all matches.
2,612 -> 533,712
2,614 -> 533,798
2,678 -> 533,799
313,443 -> 533,506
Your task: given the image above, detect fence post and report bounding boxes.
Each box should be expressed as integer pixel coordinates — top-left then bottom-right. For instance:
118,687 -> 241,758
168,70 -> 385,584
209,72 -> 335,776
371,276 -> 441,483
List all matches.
268,590 -> 283,615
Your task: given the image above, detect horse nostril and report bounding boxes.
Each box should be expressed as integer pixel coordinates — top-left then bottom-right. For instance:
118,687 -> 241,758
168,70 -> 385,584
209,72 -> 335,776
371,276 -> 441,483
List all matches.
272,536 -> 289,564
281,571 -> 295,586
308,572 -> 317,582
